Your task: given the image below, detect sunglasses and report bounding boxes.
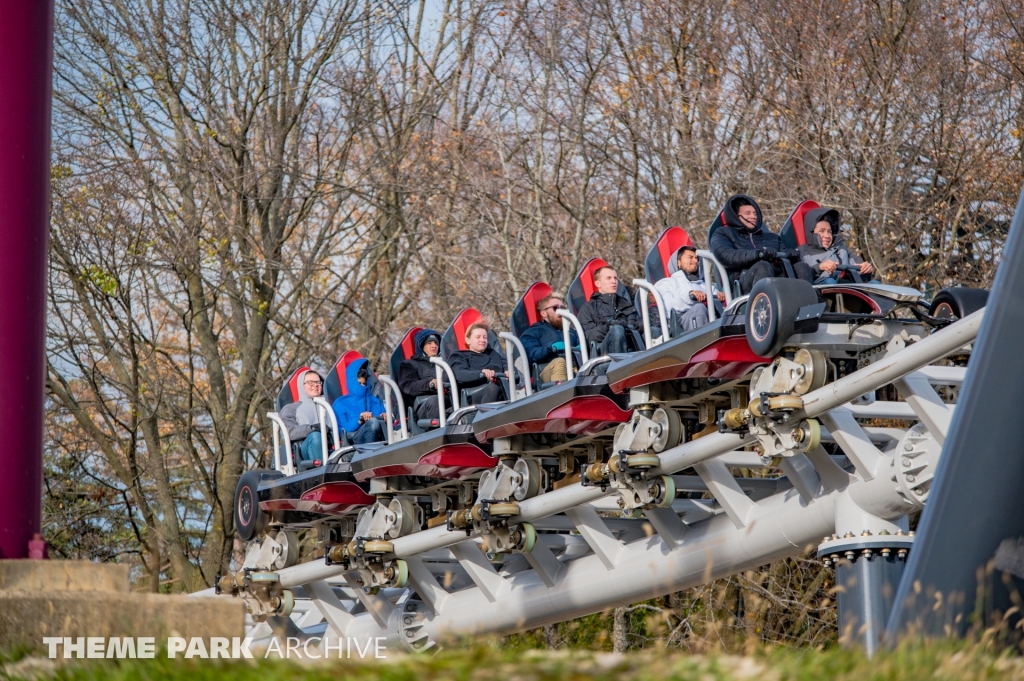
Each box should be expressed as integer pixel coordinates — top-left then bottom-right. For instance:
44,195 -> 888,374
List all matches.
541,304 -> 566,312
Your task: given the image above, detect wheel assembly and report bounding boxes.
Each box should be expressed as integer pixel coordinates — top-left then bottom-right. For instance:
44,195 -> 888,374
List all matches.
512,459 -> 541,500
792,348 -> 827,394
387,498 -> 417,538
650,407 -> 683,453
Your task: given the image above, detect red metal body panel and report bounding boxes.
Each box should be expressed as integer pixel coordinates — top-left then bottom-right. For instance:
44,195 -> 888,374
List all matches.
609,336 -> 769,392
475,395 -> 632,441
260,481 -> 375,516
822,287 -> 882,314
354,443 -> 497,481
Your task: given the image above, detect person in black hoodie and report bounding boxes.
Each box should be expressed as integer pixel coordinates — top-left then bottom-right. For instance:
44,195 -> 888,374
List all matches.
710,195 -> 815,293
577,266 -> 644,355
448,322 -> 509,404
397,328 -> 448,422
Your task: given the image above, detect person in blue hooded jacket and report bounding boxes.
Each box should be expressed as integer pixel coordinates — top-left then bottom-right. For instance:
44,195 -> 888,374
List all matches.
331,359 -> 387,445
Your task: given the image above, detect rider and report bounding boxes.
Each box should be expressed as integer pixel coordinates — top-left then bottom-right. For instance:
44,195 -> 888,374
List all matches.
397,329 -> 448,423
331,359 -> 387,444
279,369 -> 331,462
654,245 -> 726,335
577,266 -> 646,354
799,207 -> 874,284
448,322 -> 510,404
520,294 -> 579,383
710,195 -> 815,293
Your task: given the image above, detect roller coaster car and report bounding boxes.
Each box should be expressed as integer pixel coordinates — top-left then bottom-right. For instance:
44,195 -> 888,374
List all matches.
343,308 -> 510,498
234,357 -> 378,544
606,274 -> 988,395
608,200 -> 988,395
232,196 -> 988,576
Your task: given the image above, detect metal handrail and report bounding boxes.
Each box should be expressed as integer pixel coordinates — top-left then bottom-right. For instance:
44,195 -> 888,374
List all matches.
499,332 -> 533,401
378,375 -> 409,443
312,397 -> 339,457
556,309 -> 589,379
266,412 -> 295,477
696,250 -> 733,322
577,355 -> 612,377
632,279 -> 669,347
429,357 -> 461,427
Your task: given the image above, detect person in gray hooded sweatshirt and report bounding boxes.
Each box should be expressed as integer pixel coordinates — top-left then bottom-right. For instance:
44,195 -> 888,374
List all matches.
798,207 -> 874,284
279,369 -> 332,463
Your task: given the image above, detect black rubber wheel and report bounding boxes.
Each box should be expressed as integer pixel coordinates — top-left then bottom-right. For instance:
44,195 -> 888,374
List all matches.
746,278 -> 819,357
235,469 -> 272,541
929,287 -> 988,320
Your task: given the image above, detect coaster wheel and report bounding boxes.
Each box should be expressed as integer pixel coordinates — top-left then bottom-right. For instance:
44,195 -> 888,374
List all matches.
363,540 -> 394,554
929,287 -> 988,321
651,407 -> 683,453
654,475 -> 676,508
745,278 -> 818,357
235,470 -> 271,542
389,559 -> 409,588
488,502 -> 521,517
515,523 -> 537,553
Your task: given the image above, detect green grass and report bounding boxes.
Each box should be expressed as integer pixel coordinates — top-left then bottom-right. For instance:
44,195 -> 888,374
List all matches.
5,642 -> 1024,681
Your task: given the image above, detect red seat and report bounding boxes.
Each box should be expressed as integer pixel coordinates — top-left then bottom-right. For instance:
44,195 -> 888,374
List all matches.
780,200 -> 821,248
323,350 -> 365,402
441,308 -> 499,357
567,258 -> 619,315
511,281 -> 554,337
644,227 -> 695,284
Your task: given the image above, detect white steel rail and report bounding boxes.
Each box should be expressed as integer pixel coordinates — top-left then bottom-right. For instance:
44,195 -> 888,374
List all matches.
265,412 -> 295,477
631,279 -> 669,348
556,309 -> 588,379
429,357 -> 460,427
378,375 -> 408,443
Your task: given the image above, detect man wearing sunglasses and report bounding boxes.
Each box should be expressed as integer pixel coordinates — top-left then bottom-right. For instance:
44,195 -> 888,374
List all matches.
521,294 -> 579,383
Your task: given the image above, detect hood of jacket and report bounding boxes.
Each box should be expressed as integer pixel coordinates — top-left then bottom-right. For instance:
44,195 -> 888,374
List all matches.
722,194 -> 764,233
343,359 -> 372,399
413,328 -> 442,358
667,245 -> 702,280
294,369 -> 321,425
803,207 -> 840,246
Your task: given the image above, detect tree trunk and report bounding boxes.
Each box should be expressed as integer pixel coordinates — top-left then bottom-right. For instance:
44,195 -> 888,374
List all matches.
613,606 -> 629,653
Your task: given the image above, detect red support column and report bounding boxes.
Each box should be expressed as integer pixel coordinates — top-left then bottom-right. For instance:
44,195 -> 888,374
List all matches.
0,1 -> 54,558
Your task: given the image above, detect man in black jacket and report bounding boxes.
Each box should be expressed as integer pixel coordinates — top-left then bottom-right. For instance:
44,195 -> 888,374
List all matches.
577,266 -> 643,355
396,328 -> 447,423
710,195 -> 815,294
